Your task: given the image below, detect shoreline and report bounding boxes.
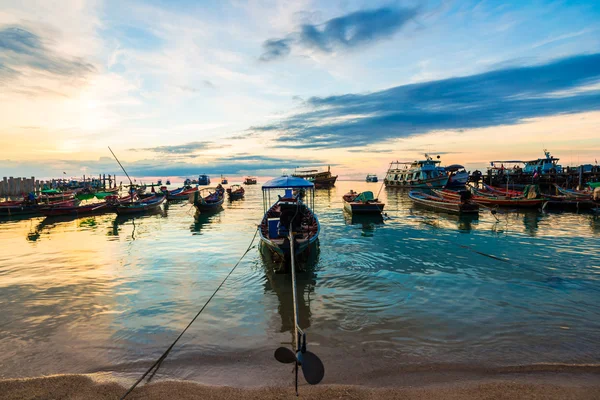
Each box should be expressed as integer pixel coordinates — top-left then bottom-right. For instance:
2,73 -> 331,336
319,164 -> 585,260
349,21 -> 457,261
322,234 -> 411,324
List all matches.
2,366 -> 600,400
2,375 -> 600,400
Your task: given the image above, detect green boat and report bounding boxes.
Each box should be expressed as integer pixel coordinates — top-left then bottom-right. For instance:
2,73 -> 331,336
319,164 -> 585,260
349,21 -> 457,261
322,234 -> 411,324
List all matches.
76,192 -> 95,200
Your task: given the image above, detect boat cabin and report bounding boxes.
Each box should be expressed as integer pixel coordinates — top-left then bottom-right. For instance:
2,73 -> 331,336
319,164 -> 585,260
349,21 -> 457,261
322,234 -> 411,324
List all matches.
522,150 -> 562,174
386,155 -> 446,183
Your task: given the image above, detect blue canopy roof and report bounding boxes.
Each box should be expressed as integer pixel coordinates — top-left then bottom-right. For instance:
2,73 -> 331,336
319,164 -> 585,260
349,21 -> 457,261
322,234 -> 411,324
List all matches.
262,176 -> 314,189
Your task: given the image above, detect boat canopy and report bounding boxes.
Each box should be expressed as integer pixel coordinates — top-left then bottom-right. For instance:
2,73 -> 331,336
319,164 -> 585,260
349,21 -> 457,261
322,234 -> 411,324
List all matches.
445,164 -> 465,171
262,176 -> 314,189
354,191 -> 375,202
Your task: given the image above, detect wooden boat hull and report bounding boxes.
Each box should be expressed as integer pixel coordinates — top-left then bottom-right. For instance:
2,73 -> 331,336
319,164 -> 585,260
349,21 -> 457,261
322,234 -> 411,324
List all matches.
343,200 -> 385,214
194,198 -> 224,211
41,202 -> 115,216
409,191 -> 479,215
227,192 -> 244,200
166,187 -> 197,200
116,196 -> 165,215
436,189 -> 544,208
259,202 -> 320,259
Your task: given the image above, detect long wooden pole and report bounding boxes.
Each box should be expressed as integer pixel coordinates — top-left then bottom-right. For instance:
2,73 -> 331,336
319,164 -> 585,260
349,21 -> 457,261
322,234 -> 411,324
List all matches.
108,146 -> 133,186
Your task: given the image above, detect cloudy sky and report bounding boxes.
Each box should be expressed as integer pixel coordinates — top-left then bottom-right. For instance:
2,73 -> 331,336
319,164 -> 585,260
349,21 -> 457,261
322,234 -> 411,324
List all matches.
1,0 -> 599,180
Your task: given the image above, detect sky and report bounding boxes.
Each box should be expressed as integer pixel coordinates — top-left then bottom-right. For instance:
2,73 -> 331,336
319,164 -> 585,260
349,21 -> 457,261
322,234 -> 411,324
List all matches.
1,0 -> 599,180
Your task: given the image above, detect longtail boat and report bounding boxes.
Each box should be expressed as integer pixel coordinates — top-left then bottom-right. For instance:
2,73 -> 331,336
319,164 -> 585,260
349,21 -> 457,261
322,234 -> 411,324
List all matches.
1,198 -> 80,217
259,176 -> 319,262
115,195 -> 165,215
408,190 -> 479,215
164,185 -> 198,200
342,190 -> 385,214
244,177 -> 257,185
40,195 -> 131,217
434,189 -> 544,208
553,184 -> 593,199
226,184 -> 245,200
191,185 -> 225,212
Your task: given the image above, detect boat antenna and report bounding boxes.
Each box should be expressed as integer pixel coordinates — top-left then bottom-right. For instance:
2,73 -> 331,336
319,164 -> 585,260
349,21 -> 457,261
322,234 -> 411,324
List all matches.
274,221 -> 325,394
108,146 -> 133,187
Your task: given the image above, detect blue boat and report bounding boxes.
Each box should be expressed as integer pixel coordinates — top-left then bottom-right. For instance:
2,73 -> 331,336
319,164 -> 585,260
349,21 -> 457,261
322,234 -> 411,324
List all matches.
259,176 -> 319,261
366,174 -> 378,182
198,174 -> 211,185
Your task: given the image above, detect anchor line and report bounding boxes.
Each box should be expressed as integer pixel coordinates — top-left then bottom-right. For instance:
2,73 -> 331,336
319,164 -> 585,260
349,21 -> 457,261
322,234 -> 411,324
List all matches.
119,227 -> 260,400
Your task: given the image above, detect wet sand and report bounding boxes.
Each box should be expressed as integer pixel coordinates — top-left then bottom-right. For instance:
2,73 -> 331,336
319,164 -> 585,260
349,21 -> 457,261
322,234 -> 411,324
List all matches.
2,373 -> 600,400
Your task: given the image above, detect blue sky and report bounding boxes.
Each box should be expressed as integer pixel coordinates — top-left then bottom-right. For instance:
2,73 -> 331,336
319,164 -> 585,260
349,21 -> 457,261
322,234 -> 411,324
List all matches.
0,0 -> 599,179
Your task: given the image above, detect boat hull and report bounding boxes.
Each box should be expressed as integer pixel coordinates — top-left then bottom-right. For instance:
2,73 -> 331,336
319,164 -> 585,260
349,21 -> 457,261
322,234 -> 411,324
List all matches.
116,196 -> 165,215
385,175 -> 449,188
41,203 -> 115,216
409,191 -> 479,215
343,200 -> 385,214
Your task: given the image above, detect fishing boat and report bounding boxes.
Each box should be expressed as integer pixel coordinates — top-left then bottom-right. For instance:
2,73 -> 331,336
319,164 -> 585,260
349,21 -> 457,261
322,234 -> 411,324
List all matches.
40,198 -> 121,217
115,195 -> 165,215
366,174 -> 378,182
164,185 -> 198,201
198,174 -> 211,186
221,175 -> 228,184
434,189 -> 544,208
191,185 -> 225,212
259,176 -> 319,261
166,179 -> 171,185
444,165 -> 469,188
226,184 -> 245,200
292,166 -> 337,188
157,179 -> 162,185
244,176 -> 257,185
408,190 -> 479,215
0,197 -> 80,217
342,190 -> 385,214
553,184 -> 593,199
384,155 -> 449,188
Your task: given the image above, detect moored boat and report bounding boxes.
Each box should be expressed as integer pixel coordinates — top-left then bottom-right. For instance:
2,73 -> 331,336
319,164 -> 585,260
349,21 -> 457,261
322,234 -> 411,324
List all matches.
292,166 -> 337,188
384,155 -> 449,188
366,174 -> 378,183
444,164 -> 469,188
40,198 -> 120,216
434,189 -> 544,208
191,185 -> 225,212
221,175 -> 228,184
164,185 -> 198,201
409,190 -> 479,215
259,176 -> 319,262
115,195 -> 165,215
342,190 -> 385,214
226,184 -> 245,200
244,176 -> 257,185
198,174 -> 211,186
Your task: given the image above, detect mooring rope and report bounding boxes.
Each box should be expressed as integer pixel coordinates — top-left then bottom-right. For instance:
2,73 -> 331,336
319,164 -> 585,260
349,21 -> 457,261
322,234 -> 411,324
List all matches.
119,226 -> 259,400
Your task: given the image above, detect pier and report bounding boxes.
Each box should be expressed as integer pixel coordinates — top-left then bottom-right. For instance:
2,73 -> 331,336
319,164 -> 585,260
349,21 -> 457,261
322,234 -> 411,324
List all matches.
0,175 -> 117,198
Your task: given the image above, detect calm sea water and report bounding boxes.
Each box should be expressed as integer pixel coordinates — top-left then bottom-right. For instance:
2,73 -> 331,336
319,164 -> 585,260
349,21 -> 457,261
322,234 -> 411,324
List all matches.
1,181 -> 599,385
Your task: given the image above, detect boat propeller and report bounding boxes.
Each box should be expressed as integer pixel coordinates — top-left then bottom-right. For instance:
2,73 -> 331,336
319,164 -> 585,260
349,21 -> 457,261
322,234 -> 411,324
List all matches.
274,332 -> 325,386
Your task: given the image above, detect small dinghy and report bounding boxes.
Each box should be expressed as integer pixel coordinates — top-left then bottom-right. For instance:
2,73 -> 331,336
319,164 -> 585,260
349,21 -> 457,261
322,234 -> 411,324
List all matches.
342,190 -> 385,214
115,195 -> 165,215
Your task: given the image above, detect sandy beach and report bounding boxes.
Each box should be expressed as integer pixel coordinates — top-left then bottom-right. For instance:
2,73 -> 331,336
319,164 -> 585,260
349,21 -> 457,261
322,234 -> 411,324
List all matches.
2,371 -> 600,400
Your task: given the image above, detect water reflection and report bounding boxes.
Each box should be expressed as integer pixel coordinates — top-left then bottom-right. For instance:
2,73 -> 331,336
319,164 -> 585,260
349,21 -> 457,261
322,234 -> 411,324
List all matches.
260,242 -> 318,333
190,212 -> 222,235
343,211 -> 384,237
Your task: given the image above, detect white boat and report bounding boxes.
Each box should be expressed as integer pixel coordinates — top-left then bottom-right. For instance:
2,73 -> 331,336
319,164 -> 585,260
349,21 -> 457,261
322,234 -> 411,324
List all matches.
384,154 -> 449,188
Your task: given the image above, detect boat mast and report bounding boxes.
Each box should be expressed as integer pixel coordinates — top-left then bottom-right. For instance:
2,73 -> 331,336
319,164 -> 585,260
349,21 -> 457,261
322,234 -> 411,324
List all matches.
108,146 -> 134,188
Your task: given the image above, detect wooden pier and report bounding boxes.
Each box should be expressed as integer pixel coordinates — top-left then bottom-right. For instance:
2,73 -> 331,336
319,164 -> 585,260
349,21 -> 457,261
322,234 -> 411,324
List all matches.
1,175 -> 117,198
